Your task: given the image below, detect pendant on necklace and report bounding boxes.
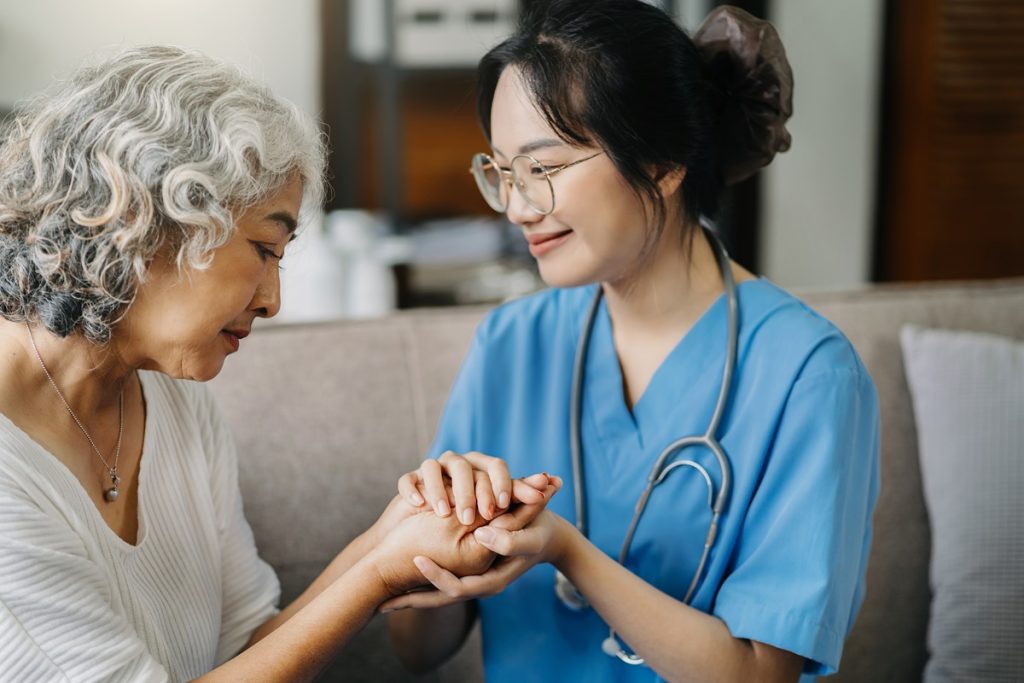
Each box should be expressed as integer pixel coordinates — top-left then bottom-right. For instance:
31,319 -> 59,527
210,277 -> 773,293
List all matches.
104,471 -> 121,503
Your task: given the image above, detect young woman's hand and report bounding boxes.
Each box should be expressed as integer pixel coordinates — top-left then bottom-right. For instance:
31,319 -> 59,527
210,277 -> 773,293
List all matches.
380,477 -> 566,611
397,451 -> 549,525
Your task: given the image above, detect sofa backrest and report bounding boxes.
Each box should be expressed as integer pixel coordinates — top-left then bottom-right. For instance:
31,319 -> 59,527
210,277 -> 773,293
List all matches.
208,278 -> 1024,682
799,278 -> 1024,682
210,308 -> 488,682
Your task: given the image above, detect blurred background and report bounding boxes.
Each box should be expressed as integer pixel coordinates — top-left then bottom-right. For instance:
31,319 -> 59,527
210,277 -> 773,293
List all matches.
1,0 -> 1021,323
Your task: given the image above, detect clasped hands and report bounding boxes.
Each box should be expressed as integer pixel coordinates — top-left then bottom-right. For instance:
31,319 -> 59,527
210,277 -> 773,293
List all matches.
363,451 -> 569,611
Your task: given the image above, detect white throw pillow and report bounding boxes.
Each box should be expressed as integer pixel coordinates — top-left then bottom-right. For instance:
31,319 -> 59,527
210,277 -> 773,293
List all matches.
900,325 -> 1024,683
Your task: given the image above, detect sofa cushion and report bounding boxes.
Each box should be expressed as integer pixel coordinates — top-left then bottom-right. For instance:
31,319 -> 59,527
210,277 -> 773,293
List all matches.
209,311 -> 488,682
900,325 -> 1024,682
802,279 -> 1024,682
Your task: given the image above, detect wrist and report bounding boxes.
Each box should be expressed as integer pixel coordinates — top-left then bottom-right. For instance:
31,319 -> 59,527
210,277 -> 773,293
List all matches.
548,514 -> 583,568
306,555 -> 396,625
363,543 -> 428,599
357,550 -> 407,601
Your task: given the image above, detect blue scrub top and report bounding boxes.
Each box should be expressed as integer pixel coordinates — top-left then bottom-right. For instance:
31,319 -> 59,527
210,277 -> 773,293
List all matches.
429,279 -> 880,683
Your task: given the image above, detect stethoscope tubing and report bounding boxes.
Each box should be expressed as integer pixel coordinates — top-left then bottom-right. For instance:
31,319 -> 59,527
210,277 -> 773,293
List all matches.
558,225 -> 740,666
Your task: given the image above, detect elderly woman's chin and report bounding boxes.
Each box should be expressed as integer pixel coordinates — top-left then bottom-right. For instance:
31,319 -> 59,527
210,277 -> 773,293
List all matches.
189,341 -> 237,382
133,339 -> 232,383
125,306 -> 266,384
126,303 -> 263,384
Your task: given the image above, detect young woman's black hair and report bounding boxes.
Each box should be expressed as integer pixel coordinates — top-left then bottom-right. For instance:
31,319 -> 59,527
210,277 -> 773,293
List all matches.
477,0 -> 792,245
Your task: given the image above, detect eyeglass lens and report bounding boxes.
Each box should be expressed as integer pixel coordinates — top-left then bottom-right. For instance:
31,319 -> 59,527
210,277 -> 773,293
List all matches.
471,154 -> 554,214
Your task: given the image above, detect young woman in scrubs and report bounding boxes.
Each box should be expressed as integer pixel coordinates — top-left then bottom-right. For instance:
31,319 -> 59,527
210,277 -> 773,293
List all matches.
387,2 -> 880,681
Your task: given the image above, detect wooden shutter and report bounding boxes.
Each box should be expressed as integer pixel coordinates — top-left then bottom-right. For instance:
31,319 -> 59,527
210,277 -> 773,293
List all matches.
877,0 -> 1024,281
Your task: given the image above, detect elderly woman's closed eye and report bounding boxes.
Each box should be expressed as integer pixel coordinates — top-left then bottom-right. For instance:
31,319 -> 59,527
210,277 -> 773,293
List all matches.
0,46 -> 557,683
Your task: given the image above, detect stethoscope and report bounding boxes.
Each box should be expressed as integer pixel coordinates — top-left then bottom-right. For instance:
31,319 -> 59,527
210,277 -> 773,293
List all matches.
553,225 -> 739,667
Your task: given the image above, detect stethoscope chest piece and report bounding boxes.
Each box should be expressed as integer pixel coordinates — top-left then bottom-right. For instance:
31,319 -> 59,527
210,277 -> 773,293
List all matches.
601,635 -> 645,665
554,570 -> 588,611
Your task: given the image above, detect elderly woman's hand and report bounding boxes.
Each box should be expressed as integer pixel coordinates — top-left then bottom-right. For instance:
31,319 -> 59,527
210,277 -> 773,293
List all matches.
378,476 -> 562,609
368,508 -> 494,597
372,476 -> 562,598
398,451 -> 550,525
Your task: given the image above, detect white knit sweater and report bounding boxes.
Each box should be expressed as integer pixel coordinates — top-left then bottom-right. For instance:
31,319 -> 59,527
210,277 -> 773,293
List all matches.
0,371 -> 280,682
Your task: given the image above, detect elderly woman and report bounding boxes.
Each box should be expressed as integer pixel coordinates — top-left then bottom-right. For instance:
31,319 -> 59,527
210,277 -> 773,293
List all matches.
0,46 -> 554,682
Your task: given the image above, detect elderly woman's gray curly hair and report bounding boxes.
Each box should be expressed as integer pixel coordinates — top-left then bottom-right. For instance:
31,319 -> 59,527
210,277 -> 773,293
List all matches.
0,45 -> 326,344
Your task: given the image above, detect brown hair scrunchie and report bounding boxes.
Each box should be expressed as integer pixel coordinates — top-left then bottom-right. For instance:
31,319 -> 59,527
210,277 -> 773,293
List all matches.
693,5 -> 794,185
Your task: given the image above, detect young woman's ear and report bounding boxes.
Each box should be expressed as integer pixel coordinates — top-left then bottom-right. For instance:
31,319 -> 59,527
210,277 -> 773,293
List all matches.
656,165 -> 686,198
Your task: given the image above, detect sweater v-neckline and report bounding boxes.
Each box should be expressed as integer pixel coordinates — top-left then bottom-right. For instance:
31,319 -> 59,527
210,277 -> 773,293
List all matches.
0,372 -> 153,551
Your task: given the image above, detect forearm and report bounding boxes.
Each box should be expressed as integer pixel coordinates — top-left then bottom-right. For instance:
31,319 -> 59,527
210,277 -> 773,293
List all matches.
554,519 -> 798,683
197,556 -> 390,682
247,528 -> 381,646
387,601 -> 477,673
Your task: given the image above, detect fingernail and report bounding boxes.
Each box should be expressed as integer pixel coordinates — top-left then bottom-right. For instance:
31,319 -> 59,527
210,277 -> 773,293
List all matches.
436,500 -> 450,516
498,491 -> 510,508
474,527 -> 495,544
411,492 -> 424,506
413,556 -> 430,571
461,508 -> 475,525
380,607 -> 396,613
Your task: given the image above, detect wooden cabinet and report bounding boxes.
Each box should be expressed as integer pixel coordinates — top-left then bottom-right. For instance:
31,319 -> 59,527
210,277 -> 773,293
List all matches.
876,0 -> 1024,281
322,0 -> 511,223
357,71 -> 492,219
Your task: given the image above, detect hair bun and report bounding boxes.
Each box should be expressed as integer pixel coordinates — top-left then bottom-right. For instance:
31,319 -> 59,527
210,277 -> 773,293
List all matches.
693,5 -> 794,185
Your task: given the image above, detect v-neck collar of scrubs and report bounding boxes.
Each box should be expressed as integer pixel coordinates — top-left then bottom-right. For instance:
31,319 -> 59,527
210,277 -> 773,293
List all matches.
581,279 -> 764,460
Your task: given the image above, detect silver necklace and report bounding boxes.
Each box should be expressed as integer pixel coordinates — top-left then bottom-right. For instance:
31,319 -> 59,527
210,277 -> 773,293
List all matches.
26,324 -> 125,502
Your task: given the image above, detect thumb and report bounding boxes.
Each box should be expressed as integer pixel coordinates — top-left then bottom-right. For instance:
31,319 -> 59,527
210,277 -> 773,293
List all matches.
490,481 -> 560,532
474,523 -> 547,557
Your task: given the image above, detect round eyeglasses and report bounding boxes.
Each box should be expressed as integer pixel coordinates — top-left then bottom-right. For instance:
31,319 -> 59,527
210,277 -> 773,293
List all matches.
469,151 -> 603,215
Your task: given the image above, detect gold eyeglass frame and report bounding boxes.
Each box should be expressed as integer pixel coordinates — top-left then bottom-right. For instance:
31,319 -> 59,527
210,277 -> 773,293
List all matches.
469,151 -> 603,215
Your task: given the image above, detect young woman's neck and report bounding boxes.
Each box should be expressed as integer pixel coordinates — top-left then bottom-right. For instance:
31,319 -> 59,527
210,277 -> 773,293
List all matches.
602,221 -> 726,335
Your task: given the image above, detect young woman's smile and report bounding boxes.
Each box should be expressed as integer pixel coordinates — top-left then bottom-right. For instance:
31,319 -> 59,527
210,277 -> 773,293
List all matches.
525,229 -> 574,257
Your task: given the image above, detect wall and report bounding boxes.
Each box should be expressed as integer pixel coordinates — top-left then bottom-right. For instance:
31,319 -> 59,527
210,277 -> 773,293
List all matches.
0,0 -> 320,119
760,0 -> 885,288
0,0 -> 885,291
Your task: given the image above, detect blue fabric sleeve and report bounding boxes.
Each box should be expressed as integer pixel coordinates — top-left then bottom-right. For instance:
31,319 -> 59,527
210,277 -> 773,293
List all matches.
712,350 -> 880,676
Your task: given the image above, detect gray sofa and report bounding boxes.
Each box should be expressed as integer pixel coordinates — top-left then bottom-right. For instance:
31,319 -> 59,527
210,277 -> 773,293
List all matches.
207,278 -> 1024,682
